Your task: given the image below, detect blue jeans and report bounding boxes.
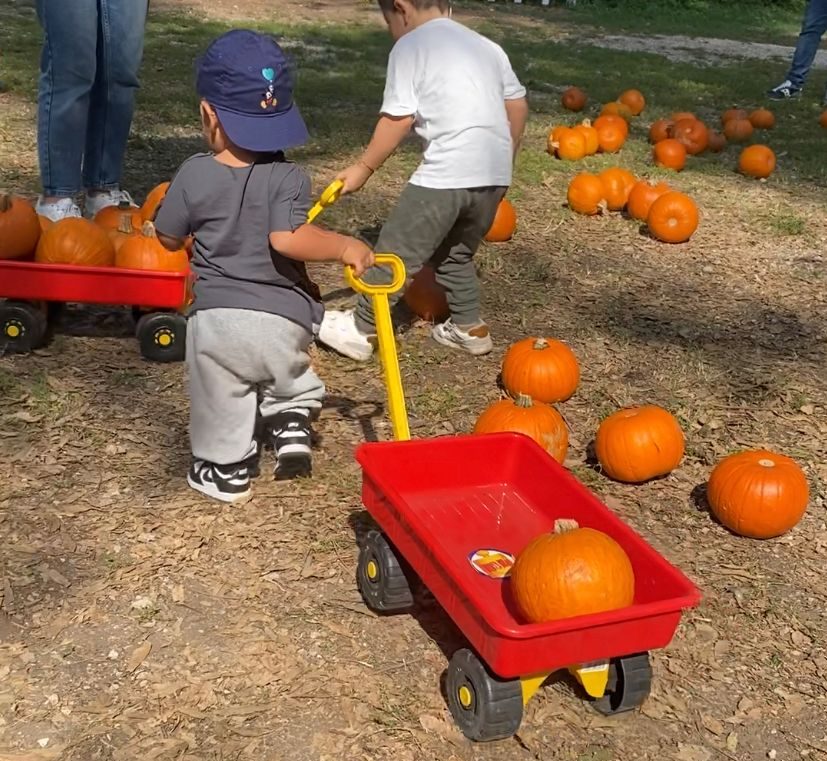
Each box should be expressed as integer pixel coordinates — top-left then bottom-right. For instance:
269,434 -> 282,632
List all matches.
787,0 -> 827,88
36,0 -> 148,197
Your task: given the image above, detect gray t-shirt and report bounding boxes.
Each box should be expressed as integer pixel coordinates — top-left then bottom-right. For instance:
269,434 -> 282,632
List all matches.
154,153 -> 323,333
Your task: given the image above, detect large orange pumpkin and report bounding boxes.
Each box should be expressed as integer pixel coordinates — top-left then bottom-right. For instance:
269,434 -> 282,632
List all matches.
115,221 -> 189,272
647,192 -> 698,243
723,118 -> 754,142
0,193 -> 41,260
35,218 -> 115,267
561,86 -> 587,112
141,181 -> 170,221
653,138 -> 687,171
738,145 -> 776,179
484,199 -> 517,243
567,173 -> 605,215
403,265 -> 449,322
510,518 -> 635,624
598,167 -> 637,211
573,119 -> 599,156
706,450 -> 809,539
94,201 -> 142,232
648,118 -> 674,144
670,117 -> 709,155
748,108 -> 775,129
618,89 -> 645,116
594,405 -> 685,483
721,108 -> 748,125
626,179 -> 671,222
594,115 -> 628,153
553,127 -> 588,161
108,214 -> 138,253
473,394 -> 568,464
501,337 -> 580,404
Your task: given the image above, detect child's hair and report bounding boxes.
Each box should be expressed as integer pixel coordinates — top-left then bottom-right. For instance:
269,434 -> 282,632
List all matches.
377,0 -> 451,11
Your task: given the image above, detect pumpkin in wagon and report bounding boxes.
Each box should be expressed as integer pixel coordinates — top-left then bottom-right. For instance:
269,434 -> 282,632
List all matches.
35,217 -> 115,267
141,181 -> 171,221
501,337 -> 580,404
0,193 -> 41,260
94,201 -> 142,232
647,192 -> 698,243
484,199 -> 517,242
115,221 -> 189,272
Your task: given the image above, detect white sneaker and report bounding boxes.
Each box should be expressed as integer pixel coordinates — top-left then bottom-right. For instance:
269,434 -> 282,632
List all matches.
431,319 -> 493,356
84,189 -> 137,218
35,197 -> 82,222
317,309 -> 375,361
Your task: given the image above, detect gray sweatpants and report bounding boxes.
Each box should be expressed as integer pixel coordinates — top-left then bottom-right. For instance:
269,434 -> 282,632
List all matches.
186,308 -> 325,465
353,184 -> 507,332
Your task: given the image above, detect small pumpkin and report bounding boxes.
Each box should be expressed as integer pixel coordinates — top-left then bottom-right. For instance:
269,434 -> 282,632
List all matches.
671,111 -> 696,123
403,265 -> 449,322
573,119 -> 599,155
484,199 -> 517,243
108,214 -> 138,253
601,101 -> 634,121
670,117 -> 709,155
618,89 -> 645,116
567,173 -> 606,216
738,144 -> 776,179
552,127 -> 588,161
820,110 -> 827,129
721,108 -> 748,125
648,118 -> 673,144
0,193 -> 41,261
652,138 -> 687,171
547,125 -> 569,154
594,114 -> 628,154
595,405 -> 685,483
510,518 -> 635,624
94,201 -> 142,232
141,181 -> 170,221
561,86 -> 587,112
647,191 -> 699,244
626,179 -> 671,222
115,221 -> 189,272
598,167 -> 637,211
501,337 -> 580,404
473,394 -> 568,464
707,130 -> 727,153
35,217 -> 115,267
706,450 -> 809,539
723,118 -> 754,142
748,108 -> 775,130
594,113 -> 629,138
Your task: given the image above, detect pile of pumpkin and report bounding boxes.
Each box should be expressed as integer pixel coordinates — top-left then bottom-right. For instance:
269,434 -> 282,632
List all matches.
472,336 -> 810,625
0,183 -> 188,272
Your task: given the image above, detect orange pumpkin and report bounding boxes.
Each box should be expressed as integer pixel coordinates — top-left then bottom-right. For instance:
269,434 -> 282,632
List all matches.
707,130 -> 727,153
618,89 -> 645,116
671,111 -> 697,122
510,518 -> 635,624
473,394 -> 568,464
706,450 -> 809,539
652,138 -> 687,171
553,127 -> 588,161
484,199 -> 517,242
647,191 -> 699,244
820,110 -> 827,129
721,108 -> 748,125
94,202 -> 142,232
141,181 -> 170,221
115,221 -> 188,272
594,115 -> 628,153
749,108 -> 775,129
670,117 -> 709,155
567,173 -> 606,215
626,179 -> 671,222
0,193 -> 41,260
38,215 -> 53,233
595,113 -> 629,138
561,86 -> 587,112
108,214 -> 138,253
573,119 -> 599,155
35,218 -> 115,267
595,405 -> 685,483
601,101 -> 634,121
501,337 -> 580,404
403,265 -> 449,322
723,118 -> 754,142
738,145 -> 776,179
598,167 -> 637,211
648,118 -> 674,144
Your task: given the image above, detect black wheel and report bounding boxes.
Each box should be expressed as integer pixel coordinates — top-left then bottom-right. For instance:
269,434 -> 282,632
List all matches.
0,301 -> 47,354
136,312 -> 187,362
446,649 -> 523,742
591,652 -> 652,715
356,530 -> 414,613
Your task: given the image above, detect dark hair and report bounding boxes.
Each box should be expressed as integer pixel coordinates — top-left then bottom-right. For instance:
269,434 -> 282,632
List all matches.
377,0 -> 451,11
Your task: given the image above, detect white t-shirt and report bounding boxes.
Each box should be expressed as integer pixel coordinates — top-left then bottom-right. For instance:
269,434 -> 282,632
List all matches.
381,18 -> 526,190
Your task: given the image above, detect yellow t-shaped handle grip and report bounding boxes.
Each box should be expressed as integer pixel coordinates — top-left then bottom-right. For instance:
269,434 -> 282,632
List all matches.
345,253 -> 410,442
307,179 -> 344,223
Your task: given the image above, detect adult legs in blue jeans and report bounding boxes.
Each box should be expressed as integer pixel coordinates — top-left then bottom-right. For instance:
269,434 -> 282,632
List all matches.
787,0 -> 827,88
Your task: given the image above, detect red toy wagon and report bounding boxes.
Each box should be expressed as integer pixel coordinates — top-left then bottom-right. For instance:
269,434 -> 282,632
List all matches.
347,258 -> 702,742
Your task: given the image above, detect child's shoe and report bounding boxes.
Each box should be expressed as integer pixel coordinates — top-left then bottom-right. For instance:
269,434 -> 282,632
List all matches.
271,409 -> 313,480
187,459 -> 252,503
432,319 -> 493,356
317,309 -> 375,361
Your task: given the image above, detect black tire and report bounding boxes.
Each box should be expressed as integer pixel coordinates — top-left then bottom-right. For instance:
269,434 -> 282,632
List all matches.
0,301 -> 47,354
591,652 -> 652,716
446,649 -> 523,742
356,530 -> 414,613
136,312 -> 187,362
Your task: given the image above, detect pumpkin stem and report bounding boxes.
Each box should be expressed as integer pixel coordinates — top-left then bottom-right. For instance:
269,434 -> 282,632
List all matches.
140,220 -> 157,238
581,119 -> 592,127
515,393 -> 534,409
117,214 -> 135,235
553,518 -> 580,534
0,193 -> 11,213
533,338 -> 549,350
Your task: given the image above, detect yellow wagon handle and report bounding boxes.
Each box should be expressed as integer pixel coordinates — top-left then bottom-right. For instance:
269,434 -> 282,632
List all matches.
307,179 -> 344,223
344,253 -> 410,442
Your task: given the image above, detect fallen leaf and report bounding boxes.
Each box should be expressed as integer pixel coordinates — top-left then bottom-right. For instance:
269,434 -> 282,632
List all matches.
171,584 -> 185,603
726,732 -> 738,752
126,641 -> 152,673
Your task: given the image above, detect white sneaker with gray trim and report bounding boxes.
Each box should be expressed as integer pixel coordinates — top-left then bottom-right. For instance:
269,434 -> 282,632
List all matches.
35,197 -> 82,222
317,309 -> 375,361
84,189 -> 137,218
431,319 -> 493,356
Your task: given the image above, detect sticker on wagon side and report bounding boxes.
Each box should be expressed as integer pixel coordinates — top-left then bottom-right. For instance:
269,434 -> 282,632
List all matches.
468,549 -> 515,579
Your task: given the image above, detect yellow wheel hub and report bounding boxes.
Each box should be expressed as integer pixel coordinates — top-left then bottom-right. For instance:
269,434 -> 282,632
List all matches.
458,685 -> 474,709
155,330 -> 173,347
5,323 -> 21,338
366,559 -> 379,581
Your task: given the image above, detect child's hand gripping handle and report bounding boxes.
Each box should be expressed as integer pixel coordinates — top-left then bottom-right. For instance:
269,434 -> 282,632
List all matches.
345,254 -> 410,442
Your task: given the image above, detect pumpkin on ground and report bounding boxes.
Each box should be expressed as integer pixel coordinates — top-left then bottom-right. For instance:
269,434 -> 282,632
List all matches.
547,125 -> 569,153
670,117 -> 709,155
594,405 -> 685,483
501,337 -> 580,404
723,118 -> 754,142
484,199 -> 517,242
35,217 -> 115,267
510,518 -> 635,624
403,265 -> 449,322
567,173 -> 606,215
820,110 -> 827,128
473,394 -> 568,464
574,120 -> 599,155
721,108 -> 748,125
618,89 -> 645,116
653,138 -> 687,171
748,108 -> 775,129
648,118 -> 673,144
0,193 -> 41,260
115,221 -> 188,271
671,111 -> 696,122
94,201 -> 142,232
601,101 -> 634,121
598,167 -> 637,211
707,450 -> 809,539
552,127 -> 588,161
738,145 -> 776,179
707,130 -> 727,153
593,114 -> 628,153
647,192 -> 699,243
561,86 -> 587,112
141,181 -> 170,221
626,180 -> 671,222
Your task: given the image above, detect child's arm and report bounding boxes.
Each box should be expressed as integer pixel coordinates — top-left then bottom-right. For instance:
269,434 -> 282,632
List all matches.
505,97 -> 529,159
154,166 -> 192,251
270,226 -> 374,277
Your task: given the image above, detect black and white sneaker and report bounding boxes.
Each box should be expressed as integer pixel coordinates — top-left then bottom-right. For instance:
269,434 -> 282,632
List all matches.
767,80 -> 802,100
270,409 -> 312,480
187,459 -> 252,503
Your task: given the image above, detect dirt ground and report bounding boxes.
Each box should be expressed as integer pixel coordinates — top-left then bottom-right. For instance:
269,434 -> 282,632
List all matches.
2,1 -> 827,760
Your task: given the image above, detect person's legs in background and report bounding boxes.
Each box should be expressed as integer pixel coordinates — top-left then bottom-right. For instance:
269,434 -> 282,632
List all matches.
768,0 -> 827,101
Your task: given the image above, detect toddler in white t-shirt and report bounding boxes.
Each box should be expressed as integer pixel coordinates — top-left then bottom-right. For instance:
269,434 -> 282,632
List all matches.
318,0 -> 528,362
